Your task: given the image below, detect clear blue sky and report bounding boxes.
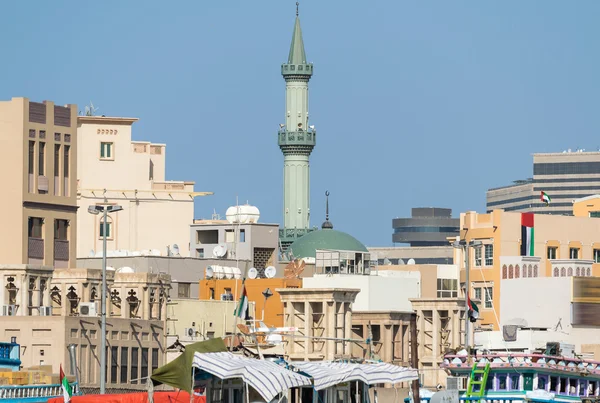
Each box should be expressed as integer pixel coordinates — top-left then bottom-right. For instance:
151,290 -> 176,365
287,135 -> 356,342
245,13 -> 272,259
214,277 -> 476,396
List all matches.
2,1 -> 599,246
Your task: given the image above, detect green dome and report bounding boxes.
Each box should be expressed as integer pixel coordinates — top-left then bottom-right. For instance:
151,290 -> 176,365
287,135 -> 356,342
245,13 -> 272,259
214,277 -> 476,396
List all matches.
288,228 -> 368,259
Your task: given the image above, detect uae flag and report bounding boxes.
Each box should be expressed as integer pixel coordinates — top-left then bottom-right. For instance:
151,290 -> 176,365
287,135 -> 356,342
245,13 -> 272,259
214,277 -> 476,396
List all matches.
521,213 -> 534,257
234,286 -> 249,320
467,297 -> 479,323
540,191 -> 551,205
60,364 -> 72,403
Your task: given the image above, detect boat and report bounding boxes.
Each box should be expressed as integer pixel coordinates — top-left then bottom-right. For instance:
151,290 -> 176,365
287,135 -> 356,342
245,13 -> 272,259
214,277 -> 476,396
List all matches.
438,343 -> 600,403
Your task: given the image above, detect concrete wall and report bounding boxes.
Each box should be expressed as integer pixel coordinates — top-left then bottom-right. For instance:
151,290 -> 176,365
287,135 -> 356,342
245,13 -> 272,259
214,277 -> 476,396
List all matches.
367,246 -> 454,265
303,273 -> 419,312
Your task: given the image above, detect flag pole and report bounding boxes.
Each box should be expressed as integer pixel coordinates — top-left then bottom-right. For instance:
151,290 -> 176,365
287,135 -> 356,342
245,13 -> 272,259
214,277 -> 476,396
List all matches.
230,260 -> 250,352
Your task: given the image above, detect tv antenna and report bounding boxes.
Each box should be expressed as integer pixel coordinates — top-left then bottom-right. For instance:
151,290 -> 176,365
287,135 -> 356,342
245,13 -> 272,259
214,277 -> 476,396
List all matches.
84,101 -> 99,116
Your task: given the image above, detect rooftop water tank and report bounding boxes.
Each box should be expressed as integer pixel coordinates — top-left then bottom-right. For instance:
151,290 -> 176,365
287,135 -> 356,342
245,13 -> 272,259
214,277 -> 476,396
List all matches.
226,204 -> 260,224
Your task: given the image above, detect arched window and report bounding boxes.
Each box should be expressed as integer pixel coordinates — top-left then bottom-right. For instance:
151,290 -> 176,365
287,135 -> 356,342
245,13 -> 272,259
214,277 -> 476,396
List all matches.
587,268 -> 592,277
533,265 -> 538,277
528,265 -> 533,278
502,265 -> 508,279
509,265 -> 514,279
576,267 -> 580,276
554,267 -> 559,277
561,267 -> 566,277
523,265 -> 528,278
568,267 -> 573,277
515,265 -> 520,278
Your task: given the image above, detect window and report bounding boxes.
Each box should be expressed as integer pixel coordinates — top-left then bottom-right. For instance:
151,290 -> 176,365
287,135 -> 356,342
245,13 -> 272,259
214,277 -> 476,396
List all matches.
538,375 -> 547,391
484,245 -> 494,266
130,347 -> 138,385
110,346 -> 118,383
594,249 -> 600,264
151,348 -> 159,374
149,160 -> 154,180
100,142 -> 114,160
484,287 -> 493,309
473,287 -> 482,302
240,229 -> 246,243
579,380 -> 587,396
547,247 -> 557,260
196,248 -> 204,258
225,230 -> 235,243
474,247 -> 482,267
178,283 -> 190,298
550,376 -> 558,392
38,142 -> 45,176
497,374 -> 507,390
54,144 -> 61,195
209,288 -> 215,300
510,374 -> 520,390
28,217 -> 43,238
63,146 -> 70,197
54,219 -> 68,240
570,248 -> 579,259
99,217 -> 112,239
120,347 -> 128,384
28,141 -> 34,192
141,348 -> 149,381
591,212 -> 600,218
437,279 -> 458,298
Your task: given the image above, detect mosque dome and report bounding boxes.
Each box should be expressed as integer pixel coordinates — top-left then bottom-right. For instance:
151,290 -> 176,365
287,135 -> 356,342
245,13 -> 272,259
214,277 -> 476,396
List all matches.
287,228 -> 368,259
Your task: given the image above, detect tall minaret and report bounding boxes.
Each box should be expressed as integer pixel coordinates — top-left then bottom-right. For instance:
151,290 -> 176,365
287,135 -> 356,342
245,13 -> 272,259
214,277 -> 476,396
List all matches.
278,2 -> 316,247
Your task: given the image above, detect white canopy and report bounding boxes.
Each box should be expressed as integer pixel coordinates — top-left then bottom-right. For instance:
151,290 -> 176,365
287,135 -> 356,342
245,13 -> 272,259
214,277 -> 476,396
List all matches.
292,361 -> 418,390
192,352 -> 312,402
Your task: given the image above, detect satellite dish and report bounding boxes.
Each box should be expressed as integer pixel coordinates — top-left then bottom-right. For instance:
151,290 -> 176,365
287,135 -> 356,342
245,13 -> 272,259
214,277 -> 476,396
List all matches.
407,258 -> 416,265
248,268 -> 258,279
223,266 -> 234,279
397,259 -> 405,265
206,266 -> 214,279
213,266 -> 224,279
106,266 -> 115,271
116,266 -> 134,273
266,333 -> 283,345
212,244 -> 227,258
233,267 -> 242,279
89,249 -> 95,257
171,244 -> 180,256
265,266 -> 277,279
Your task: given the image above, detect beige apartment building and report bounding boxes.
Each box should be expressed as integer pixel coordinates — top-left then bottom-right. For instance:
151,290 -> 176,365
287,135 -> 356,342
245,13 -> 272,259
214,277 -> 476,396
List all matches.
0,97 -> 78,268
77,116 -> 208,258
458,208 -> 600,330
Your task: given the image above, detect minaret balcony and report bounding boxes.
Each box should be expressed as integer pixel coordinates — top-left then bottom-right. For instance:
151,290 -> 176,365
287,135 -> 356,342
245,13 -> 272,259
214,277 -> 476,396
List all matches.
278,129 -> 316,148
281,63 -> 313,77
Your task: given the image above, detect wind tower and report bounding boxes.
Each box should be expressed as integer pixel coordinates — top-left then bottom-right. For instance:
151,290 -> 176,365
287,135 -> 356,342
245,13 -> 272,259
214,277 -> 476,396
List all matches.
278,2 -> 316,251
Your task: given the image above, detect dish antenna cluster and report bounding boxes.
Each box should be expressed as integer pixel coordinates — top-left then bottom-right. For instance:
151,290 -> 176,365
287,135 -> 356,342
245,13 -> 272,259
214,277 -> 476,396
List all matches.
84,101 -> 99,116
247,266 -> 277,279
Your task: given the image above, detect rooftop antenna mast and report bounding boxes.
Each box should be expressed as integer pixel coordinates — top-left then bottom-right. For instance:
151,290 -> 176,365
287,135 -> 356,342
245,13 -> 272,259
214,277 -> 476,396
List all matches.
84,101 -> 99,116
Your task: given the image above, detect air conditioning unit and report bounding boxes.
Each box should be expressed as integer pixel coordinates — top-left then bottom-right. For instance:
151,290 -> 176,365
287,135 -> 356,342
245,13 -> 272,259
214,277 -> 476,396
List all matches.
2,305 -> 16,316
184,328 -> 195,339
79,302 -> 98,317
38,176 -> 49,192
39,306 -> 52,316
447,376 -> 468,391
220,294 -> 233,301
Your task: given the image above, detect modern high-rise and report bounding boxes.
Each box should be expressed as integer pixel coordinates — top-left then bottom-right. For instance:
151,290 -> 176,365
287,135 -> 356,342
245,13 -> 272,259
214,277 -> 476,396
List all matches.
392,207 -> 459,246
487,150 -> 600,215
0,97 -> 78,267
278,7 -> 316,249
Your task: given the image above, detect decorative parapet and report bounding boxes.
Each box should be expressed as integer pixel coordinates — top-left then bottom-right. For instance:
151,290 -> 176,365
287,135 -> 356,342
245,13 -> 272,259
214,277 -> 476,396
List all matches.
499,256 -> 542,279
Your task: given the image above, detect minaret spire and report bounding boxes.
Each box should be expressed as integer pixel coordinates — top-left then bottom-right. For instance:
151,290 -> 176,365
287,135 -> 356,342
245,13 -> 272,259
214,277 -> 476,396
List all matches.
279,4 -> 316,249
322,191 -> 333,230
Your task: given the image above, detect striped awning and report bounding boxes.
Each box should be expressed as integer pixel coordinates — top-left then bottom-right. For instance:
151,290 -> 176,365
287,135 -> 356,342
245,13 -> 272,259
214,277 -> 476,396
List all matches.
291,361 -> 418,390
192,352 -> 312,402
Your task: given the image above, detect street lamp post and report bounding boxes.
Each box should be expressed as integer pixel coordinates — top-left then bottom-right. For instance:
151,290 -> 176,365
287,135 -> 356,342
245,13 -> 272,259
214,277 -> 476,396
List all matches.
452,239 -> 482,350
87,204 -> 123,394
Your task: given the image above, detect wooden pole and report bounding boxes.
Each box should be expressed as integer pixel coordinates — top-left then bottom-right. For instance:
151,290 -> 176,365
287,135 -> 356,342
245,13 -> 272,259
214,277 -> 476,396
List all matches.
410,312 -> 420,403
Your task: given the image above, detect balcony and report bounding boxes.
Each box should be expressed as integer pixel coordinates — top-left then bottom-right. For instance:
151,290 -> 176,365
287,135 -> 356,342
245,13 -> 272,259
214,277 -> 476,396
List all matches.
549,259 -> 594,278
54,240 -> 69,268
28,238 -> 44,263
277,129 -> 316,148
499,256 -> 542,279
